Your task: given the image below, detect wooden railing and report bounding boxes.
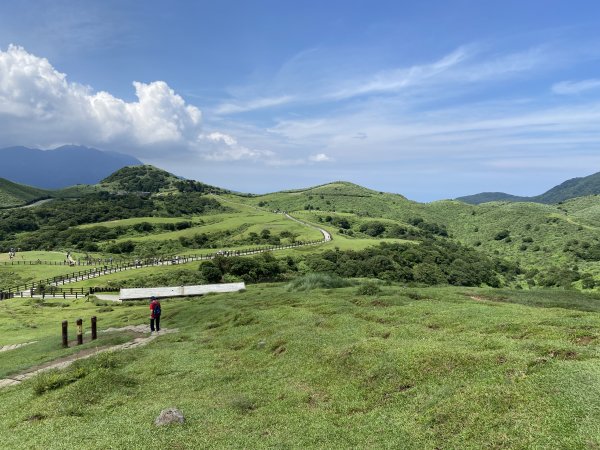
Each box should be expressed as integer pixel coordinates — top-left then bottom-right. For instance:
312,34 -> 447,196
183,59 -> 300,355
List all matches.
0,239 -> 326,300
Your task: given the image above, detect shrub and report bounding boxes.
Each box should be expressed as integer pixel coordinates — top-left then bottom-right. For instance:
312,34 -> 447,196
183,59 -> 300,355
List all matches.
286,273 -> 352,292
494,230 -> 510,240
200,262 -> 223,283
356,283 -> 382,296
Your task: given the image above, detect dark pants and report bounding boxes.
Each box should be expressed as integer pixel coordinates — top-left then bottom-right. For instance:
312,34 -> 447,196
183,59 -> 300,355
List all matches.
150,316 -> 161,332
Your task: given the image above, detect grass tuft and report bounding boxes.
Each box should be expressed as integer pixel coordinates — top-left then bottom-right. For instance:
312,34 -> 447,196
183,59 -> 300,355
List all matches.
285,273 -> 352,291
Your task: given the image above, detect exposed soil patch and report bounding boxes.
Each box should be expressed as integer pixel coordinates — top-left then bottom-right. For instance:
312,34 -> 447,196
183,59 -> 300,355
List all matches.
574,336 -> 596,345
273,345 -> 286,356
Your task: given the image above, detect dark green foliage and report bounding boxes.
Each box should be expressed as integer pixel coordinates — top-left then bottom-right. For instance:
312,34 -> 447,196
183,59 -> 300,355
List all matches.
102,166 -> 174,192
356,283 -> 382,296
564,239 -> 600,261
174,179 -> 227,194
303,240 -> 514,287
359,221 -> 386,237
535,266 -> 581,288
494,230 -> 510,240
213,253 -> 282,283
200,262 -> 223,283
105,240 -> 136,254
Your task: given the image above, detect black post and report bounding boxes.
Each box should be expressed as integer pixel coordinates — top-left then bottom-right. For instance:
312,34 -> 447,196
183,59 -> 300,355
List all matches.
62,320 -> 68,348
76,318 -> 83,345
91,316 -> 97,340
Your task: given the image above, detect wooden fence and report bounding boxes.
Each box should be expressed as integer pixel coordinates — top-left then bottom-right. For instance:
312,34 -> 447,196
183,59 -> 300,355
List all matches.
0,239 -> 325,300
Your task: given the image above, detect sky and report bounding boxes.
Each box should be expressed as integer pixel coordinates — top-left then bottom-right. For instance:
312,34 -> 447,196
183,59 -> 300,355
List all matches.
1,0 -> 600,201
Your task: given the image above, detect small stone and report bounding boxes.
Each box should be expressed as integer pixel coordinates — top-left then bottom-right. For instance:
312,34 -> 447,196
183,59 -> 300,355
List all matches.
257,340 -> 266,349
154,408 -> 185,426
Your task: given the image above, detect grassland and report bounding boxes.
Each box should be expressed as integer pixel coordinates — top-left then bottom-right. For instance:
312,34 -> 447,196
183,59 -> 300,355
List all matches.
1,284 -> 599,448
0,178 -> 51,208
233,184 -> 600,271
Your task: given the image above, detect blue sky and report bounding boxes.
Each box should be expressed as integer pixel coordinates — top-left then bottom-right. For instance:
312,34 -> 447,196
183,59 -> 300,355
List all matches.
1,1 -> 600,200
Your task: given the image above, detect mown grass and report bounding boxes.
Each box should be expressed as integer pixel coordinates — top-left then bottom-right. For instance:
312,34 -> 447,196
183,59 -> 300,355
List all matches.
1,284 -> 599,448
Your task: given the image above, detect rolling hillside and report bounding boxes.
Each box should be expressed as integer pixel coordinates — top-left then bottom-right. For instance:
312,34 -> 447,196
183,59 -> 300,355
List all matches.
237,181 -> 600,273
0,178 -> 51,208
457,170 -> 600,204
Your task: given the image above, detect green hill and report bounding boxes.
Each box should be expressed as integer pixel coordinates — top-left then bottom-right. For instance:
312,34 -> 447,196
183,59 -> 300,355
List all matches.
237,182 -> 600,275
535,171 -> 600,203
101,165 -> 228,194
0,178 -> 52,208
457,170 -> 600,204
455,192 -> 530,204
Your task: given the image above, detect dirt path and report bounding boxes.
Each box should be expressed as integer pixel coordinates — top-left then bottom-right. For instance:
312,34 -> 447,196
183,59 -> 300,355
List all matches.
0,325 -> 178,390
0,341 -> 37,353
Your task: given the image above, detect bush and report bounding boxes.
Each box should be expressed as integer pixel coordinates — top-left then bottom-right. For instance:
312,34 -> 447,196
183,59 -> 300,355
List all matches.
286,273 -> 352,292
356,283 -> 382,296
494,230 -> 510,240
200,262 -> 223,283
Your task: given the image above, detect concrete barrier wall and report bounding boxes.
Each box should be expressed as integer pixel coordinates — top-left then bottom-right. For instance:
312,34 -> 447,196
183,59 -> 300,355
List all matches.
119,282 -> 246,300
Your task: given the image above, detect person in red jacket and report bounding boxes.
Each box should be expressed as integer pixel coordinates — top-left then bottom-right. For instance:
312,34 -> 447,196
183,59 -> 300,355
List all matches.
150,296 -> 162,333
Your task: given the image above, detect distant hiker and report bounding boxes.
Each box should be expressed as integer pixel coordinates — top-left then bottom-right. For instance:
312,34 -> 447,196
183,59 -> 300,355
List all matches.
150,296 -> 162,333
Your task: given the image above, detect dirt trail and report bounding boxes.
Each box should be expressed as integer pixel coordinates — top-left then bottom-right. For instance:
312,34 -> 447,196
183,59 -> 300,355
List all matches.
0,325 -> 178,390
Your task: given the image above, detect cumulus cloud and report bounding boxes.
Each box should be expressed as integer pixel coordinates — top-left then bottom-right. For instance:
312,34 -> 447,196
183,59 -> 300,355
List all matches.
0,44 -> 266,162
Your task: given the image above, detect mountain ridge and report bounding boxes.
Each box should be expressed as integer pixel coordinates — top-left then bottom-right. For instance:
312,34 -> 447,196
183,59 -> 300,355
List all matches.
457,170 -> 600,204
0,145 -> 142,189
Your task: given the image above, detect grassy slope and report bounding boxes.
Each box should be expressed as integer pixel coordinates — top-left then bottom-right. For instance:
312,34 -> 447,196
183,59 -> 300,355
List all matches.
1,285 -> 599,448
234,184 -> 600,270
0,178 -> 51,208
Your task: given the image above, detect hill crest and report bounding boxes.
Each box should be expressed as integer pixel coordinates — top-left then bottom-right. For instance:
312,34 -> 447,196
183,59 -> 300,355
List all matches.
457,170 -> 600,205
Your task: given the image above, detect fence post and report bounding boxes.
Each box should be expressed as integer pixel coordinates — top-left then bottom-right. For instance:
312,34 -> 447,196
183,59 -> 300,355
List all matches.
91,316 -> 97,340
62,320 -> 69,348
76,318 -> 83,345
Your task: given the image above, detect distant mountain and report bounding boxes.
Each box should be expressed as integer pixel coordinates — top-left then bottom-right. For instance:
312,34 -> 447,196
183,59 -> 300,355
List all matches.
534,172 -> 600,203
457,171 -> 600,204
0,145 -> 142,189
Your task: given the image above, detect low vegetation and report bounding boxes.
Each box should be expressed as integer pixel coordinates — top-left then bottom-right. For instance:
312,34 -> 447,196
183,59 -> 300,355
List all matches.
1,285 -> 599,448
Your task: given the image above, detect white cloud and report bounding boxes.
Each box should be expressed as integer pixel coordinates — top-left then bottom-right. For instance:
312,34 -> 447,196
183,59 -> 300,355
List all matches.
0,44 -> 269,163
214,95 -> 294,115
552,79 -> 600,95
309,153 -> 333,162
200,132 -> 274,161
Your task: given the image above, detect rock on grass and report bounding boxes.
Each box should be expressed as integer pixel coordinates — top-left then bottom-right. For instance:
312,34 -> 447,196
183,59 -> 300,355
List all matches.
154,408 -> 185,426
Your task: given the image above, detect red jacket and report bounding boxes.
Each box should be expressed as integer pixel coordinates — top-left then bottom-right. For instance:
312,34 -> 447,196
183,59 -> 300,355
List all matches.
150,300 -> 161,318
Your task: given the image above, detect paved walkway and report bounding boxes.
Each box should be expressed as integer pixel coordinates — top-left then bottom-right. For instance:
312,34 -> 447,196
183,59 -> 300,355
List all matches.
0,325 -> 177,390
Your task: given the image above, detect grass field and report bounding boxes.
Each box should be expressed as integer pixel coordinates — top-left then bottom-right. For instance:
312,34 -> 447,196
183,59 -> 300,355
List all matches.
1,284 -> 599,448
